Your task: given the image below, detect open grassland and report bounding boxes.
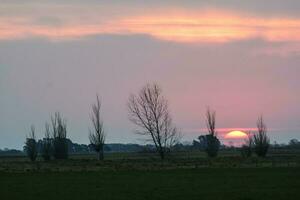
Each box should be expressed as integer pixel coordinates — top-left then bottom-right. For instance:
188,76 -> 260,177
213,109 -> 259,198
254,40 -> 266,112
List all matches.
0,150 -> 299,200
0,150 -> 299,172
0,168 -> 299,200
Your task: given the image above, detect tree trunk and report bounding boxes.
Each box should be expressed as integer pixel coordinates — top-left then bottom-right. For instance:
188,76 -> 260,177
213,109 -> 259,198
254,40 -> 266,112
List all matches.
159,149 -> 165,160
98,150 -> 104,160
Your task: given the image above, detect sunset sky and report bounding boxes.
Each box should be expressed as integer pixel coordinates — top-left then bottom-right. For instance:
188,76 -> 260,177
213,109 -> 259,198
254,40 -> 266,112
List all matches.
1,0 -> 300,149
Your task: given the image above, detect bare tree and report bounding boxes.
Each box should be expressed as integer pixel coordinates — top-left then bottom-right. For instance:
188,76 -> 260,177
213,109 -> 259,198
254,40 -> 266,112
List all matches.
240,131 -> 253,158
253,116 -> 270,157
203,108 -> 220,157
206,108 -> 217,136
89,95 -> 105,160
41,122 -> 52,161
25,125 -> 38,162
128,83 -> 181,160
51,112 -> 68,159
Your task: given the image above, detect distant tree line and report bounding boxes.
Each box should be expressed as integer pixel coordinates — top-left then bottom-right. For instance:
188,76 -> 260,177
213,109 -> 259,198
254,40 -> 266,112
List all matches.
33,141 -> 147,154
0,138 -> 291,156
2,140 -> 299,158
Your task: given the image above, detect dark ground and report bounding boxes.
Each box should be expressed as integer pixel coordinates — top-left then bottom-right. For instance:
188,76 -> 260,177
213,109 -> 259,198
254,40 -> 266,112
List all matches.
0,150 -> 299,200
0,167 -> 299,200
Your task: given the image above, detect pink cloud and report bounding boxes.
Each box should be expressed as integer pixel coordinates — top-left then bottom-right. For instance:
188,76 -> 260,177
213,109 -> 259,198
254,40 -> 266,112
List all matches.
1,8 -> 300,44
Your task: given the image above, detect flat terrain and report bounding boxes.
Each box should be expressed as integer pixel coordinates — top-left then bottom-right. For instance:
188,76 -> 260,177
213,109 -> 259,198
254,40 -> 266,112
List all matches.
0,150 -> 299,200
1,149 -> 299,172
1,168 -> 299,200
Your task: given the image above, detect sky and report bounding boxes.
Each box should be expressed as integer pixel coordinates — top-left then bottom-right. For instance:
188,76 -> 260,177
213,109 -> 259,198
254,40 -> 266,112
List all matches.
1,0 -> 300,149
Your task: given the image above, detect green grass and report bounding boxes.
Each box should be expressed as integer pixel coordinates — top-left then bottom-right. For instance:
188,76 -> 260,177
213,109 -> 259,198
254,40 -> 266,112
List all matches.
0,168 -> 299,200
1,149 -> 299,173
0,150 -> 299,199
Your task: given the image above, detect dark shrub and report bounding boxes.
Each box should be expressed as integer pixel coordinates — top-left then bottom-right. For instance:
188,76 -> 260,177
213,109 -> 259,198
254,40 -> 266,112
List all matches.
205,134 -> 220,158
253,116 -> 270,157
240,132 -> 253,158
240,145 -> 252,158
25,125 -> 38,162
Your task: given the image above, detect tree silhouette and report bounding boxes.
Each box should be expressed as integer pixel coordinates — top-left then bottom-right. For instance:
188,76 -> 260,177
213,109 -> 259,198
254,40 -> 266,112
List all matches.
25,125 -> 38,162
202,108 -> 220,158
51,112 -> 68,159
89,95 -> 106,160
253,116 -> 270,157
128,83 -> 180,160
41,123 -> 52,161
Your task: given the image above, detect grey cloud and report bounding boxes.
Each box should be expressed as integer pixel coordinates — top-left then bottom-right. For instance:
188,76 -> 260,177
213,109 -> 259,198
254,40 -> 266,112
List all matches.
33,16 -> 64,27
2,0 -> 300,17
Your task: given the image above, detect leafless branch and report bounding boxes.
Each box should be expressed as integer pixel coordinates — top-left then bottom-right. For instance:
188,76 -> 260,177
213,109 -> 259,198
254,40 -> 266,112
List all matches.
89,95 -> 106,160
127,83 -> 181,159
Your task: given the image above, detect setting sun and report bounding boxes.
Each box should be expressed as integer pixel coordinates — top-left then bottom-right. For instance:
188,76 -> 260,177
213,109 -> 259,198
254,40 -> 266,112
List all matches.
225,131 -> 248,139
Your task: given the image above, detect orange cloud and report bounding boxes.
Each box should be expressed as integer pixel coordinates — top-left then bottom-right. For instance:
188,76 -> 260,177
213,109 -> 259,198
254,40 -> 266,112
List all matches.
1,9 -> 300,43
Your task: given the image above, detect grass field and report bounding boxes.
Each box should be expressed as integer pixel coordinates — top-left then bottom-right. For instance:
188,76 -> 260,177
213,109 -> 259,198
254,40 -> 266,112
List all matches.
0,150 -> 299,200
1,168 -> 299,200
0,150 -> 299,172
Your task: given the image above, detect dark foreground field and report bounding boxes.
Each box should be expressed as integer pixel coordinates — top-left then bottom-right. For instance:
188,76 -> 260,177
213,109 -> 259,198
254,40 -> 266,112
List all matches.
1,167 -> 299,200
1,151 -> 299,200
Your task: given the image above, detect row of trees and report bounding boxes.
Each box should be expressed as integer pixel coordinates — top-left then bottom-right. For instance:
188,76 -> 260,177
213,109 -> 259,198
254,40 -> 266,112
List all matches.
240,116 -> 270,157
25,96 -> 105,162
25,112 -> 68,161
25,83 -> 270,161
193,110 -> 270,158
128,83 -> 270,159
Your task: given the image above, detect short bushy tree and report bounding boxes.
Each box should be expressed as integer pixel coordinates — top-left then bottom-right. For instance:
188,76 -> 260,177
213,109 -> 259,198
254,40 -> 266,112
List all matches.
25,125 -> 38,162
253,116 -> 270,157
205,134 -> 220,157
201,108 -> 220,158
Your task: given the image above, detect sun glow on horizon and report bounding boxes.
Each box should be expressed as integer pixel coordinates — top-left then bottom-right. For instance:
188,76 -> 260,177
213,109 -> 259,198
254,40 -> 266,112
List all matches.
225,130 -> 248,139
